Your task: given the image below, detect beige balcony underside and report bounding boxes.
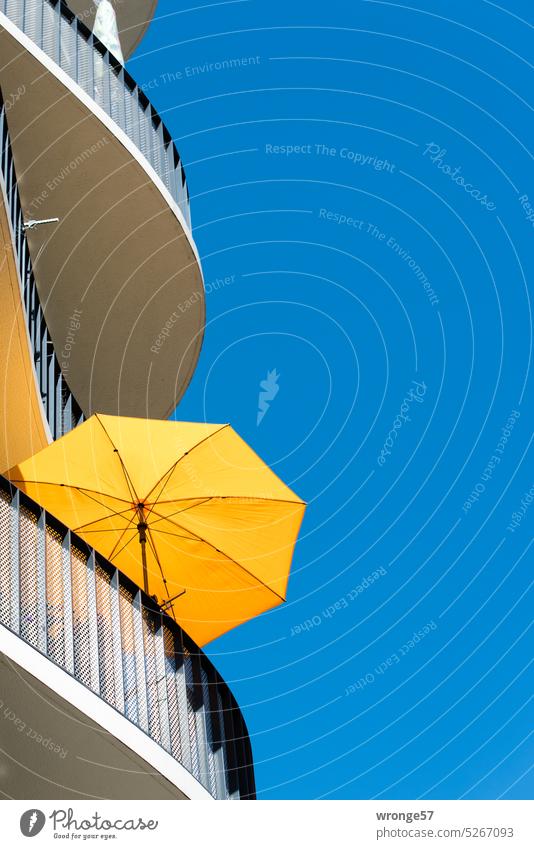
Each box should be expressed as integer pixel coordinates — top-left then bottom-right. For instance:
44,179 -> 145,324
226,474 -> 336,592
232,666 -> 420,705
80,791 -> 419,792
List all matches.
0,21 -> 204,421
0,651 -> 189,799
66,0 -> 158,60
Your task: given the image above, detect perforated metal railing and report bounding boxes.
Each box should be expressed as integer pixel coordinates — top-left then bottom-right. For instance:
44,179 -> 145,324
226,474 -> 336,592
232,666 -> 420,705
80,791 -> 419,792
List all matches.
0,91 -> 84,440
1,0 -> 191,229
0,477 -> 256,800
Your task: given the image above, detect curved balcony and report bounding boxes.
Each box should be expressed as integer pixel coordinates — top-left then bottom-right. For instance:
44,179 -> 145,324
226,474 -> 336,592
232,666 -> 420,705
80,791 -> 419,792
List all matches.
2,0 -> 190,228
0,1 -> 204,421
0,475 -> 256,799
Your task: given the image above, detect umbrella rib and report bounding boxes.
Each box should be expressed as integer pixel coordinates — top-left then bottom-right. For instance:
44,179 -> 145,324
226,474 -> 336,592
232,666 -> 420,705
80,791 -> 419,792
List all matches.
143,424 -> 230,514
95,414 -> 140,505
147,498 -> 214,528
152,494 -> 306,506
72,505 -> 134,533
145,526 -> 171,591
6,480 -> 133,504
104,510 -> 139,562
61,488 -> 138,562
144,526 -> 185,619
69,493 -> 136,530
145,527 -> 202,541
71,488 -> 136,521
71,487 -> 132,505
148,508 -> 286,603
143,463 -> 182,522
107,525 -> 141,563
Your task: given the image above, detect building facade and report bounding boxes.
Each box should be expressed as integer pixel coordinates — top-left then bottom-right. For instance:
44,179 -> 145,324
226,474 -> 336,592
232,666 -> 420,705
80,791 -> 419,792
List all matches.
0,0 -> 255,800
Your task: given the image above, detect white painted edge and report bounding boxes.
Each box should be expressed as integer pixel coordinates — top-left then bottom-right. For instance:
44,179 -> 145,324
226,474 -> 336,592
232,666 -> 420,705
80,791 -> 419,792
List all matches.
0,623 -> 214,800
0,11 -> 204,276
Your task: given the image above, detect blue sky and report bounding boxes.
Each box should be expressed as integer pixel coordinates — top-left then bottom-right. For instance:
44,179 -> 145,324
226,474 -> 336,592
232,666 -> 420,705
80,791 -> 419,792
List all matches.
128,0 -> 533,799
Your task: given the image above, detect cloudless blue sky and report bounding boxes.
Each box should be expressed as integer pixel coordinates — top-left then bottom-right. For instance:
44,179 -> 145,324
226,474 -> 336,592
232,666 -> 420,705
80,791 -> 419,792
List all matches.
128,0 -> 533,799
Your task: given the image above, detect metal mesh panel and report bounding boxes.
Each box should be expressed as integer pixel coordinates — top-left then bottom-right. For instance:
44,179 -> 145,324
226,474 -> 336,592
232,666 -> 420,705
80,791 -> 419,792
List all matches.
216,689 -> 230,799
109,66 -> 125,127
60,387 -> 71,437
201,667 -> 218,797
142,607 -> 161,745
184,652 -> 201,780
151,124 -> 165,188
71,544 -> 91,688
221,689 -> 240,799
0,489 -> 12,627
186,650 -> 211,790
123,86 -> 140,150
136,103 -> 152,162
19,504 -> 39,647
23,0 -> 43,45
77,31 -> 93,96
95,562 -> 116,707
59,14 -> 75,74
162,624 -> 183,762
193,685 -> 211,790
206,679 -> 227,800
174,639 -> 193,774
93,48 -> 110,112
5,0 -> 23,29
119,583 -> 138,725
41,0 -> 60,63
45,523 -> 65,667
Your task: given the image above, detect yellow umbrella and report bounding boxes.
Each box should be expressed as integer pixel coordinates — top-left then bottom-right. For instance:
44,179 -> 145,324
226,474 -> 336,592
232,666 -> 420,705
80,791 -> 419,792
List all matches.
4,414 -> 305,645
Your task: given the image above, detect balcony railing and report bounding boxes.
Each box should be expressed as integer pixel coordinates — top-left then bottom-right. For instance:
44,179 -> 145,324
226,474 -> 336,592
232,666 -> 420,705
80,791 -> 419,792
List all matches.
1,0 -> 191,230
0,475 -> 256,800
0,90 -> 84,440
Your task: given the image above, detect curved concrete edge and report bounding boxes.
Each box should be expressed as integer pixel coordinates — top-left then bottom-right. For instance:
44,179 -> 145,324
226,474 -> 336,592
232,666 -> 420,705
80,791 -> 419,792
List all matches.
0,624 -> 214,801
66,0 -> 159,61
0,11 -> 202,273
124,0 -> 158,58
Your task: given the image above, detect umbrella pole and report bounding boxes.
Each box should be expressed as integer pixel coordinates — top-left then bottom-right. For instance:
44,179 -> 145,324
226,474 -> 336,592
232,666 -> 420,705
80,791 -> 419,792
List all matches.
137,510 -> 149,595
140,534 -> 149,595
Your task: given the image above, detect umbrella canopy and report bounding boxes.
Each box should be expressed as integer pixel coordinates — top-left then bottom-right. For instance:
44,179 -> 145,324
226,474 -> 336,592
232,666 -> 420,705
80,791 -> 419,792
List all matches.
5,414 -> 305,645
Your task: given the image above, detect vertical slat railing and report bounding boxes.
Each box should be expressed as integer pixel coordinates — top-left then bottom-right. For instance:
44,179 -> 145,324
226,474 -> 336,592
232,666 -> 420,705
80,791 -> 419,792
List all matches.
86,551 -> 100,695
132,590 -> 149,733
110,569 -> 125,713
36,510 -> 47,653
1,0 -> 191,224
62,529 -> 75,674
155,614 -> 172,753
10,488 -> 20,634
0,477 -> 255,798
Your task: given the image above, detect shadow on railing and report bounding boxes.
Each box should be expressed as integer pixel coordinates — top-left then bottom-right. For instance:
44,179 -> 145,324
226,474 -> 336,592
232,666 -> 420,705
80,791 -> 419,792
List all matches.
0,475 -> 256,800
1,0 -> 191,229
